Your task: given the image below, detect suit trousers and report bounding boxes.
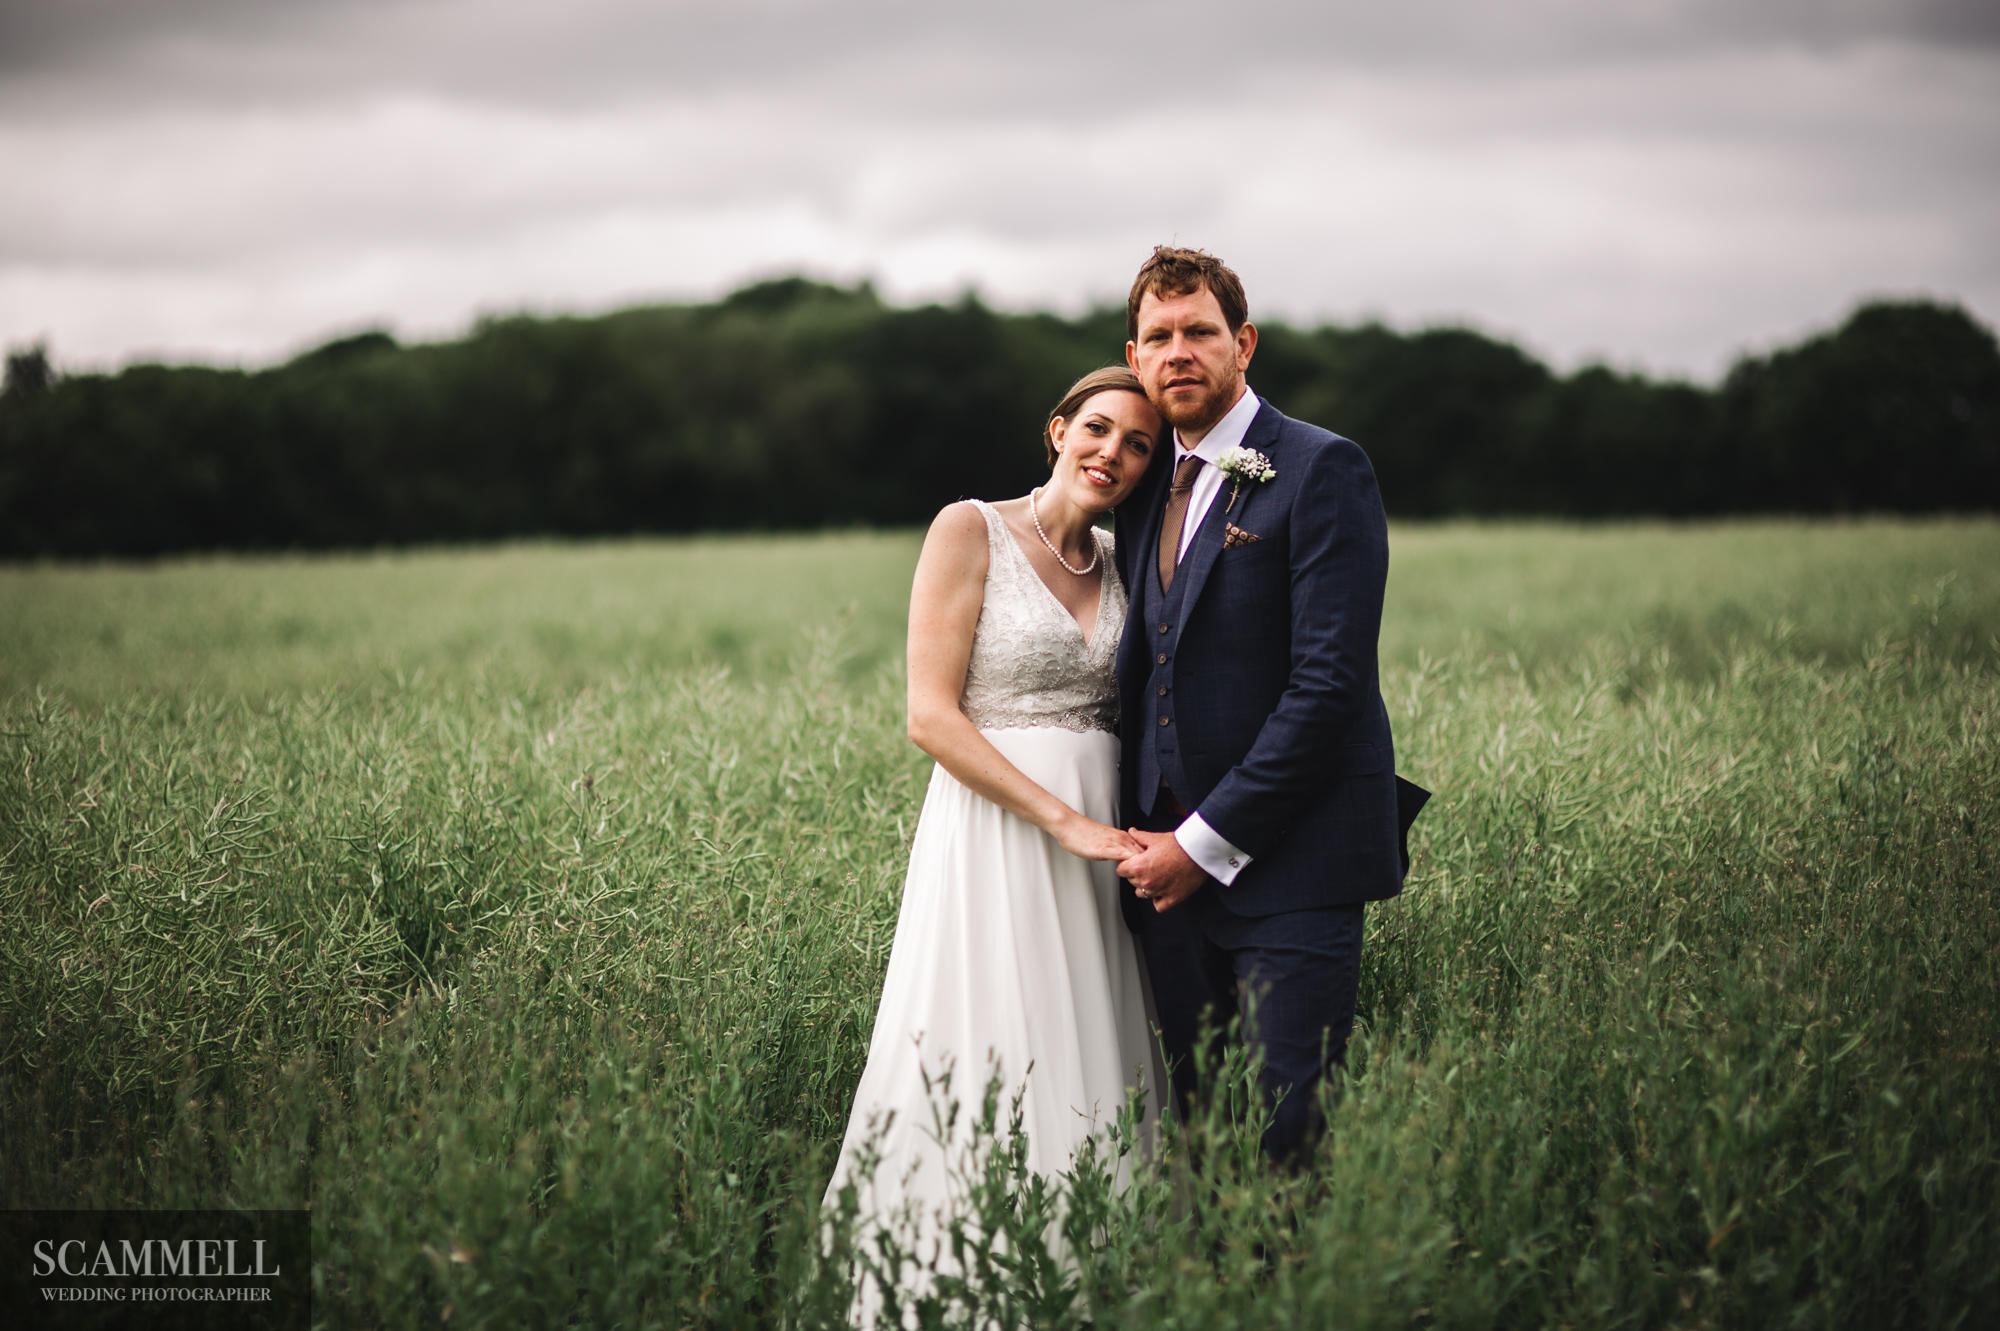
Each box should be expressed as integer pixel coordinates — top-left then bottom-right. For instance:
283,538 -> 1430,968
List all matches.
1135,793 -> 1365,1162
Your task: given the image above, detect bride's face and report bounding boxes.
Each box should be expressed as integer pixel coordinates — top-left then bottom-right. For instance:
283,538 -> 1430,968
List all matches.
1047,390 -> 1162,513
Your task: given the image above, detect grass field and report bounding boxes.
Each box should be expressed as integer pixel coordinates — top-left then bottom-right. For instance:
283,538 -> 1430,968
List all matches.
2,518 -> 1996,1328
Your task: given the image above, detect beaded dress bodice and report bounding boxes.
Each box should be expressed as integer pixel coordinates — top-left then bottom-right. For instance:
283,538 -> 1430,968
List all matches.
959,499 -> 1124,735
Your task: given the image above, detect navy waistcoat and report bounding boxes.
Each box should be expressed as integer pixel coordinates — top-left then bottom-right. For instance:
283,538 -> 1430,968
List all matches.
1134,545 -> 1195,812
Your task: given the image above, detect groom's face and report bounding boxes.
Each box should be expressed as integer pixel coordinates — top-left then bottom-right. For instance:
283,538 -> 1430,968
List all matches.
1126,284 -> 1258,436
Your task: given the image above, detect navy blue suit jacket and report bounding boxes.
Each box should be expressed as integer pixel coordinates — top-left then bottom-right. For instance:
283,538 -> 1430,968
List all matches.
1114,399 -> 1403,916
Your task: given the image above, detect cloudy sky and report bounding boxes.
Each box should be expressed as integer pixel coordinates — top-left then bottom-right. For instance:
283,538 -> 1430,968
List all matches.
3,0 -> 1997,377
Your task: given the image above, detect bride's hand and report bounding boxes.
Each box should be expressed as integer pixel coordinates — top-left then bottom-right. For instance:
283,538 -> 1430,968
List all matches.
1053,814 -> 1142,862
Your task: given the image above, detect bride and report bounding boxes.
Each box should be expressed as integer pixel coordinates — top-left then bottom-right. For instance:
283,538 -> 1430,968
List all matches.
824,366 -> 1167,1267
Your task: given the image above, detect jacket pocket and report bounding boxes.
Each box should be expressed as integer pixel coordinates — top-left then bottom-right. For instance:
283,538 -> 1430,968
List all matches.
1327,743 -> 1390,777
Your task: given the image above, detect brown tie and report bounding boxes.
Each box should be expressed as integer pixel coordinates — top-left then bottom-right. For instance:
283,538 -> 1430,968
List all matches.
1157,453 -> 1204,592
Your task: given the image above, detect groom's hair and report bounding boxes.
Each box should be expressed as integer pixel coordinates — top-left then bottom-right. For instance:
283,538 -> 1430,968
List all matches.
1126,246 -> 1248,340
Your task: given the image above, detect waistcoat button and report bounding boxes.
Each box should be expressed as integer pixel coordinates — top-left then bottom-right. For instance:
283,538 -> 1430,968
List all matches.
1158,716 -> 1171,726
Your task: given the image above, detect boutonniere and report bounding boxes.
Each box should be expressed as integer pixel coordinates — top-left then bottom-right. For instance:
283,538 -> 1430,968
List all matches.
1215,446 -> 1276,514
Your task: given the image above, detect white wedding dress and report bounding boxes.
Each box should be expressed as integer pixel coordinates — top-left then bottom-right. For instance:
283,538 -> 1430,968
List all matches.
825,500 -> 1164,1274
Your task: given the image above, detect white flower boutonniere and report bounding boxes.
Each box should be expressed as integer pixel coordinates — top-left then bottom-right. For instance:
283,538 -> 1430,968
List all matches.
1215,445 -> 1277,514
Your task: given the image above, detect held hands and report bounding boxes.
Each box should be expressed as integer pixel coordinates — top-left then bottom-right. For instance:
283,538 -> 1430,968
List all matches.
1118,829 -> 1207,912
1054,814 -> 1144,863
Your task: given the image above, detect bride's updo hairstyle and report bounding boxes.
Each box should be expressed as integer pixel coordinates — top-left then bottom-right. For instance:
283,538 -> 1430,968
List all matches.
1044,365 -> 1148,469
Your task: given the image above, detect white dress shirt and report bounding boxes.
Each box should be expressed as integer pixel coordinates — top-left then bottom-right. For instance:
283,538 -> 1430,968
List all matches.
1164,386 -> 1261,886
1170,384 -> 1263,562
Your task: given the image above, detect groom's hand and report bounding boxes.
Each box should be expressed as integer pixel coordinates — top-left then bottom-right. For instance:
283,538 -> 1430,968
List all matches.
1119,829 -> 1208,912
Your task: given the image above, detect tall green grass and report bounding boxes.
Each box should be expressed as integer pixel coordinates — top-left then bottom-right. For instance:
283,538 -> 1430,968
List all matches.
5,518 -> 1994,704
2,519 -> 1996,1327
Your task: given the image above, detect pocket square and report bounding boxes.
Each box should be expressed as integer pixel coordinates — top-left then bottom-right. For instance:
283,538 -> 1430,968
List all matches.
1223,523 -> 1262,549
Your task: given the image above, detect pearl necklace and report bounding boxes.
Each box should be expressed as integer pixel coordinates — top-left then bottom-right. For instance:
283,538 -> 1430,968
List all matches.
1030,487 -> 1099,575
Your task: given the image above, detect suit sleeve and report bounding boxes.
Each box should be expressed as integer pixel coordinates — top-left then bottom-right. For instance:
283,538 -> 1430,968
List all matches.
1194,435 -> 1389,857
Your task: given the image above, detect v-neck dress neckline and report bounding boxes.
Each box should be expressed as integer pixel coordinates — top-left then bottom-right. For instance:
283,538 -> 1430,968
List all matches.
956,499 -> 1124,735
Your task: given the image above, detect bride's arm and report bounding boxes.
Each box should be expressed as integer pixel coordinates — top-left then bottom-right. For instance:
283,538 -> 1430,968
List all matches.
905,503 -> 1139,863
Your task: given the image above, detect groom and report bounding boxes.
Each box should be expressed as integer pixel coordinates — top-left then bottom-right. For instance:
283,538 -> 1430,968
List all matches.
1113,246 -> 1424,1161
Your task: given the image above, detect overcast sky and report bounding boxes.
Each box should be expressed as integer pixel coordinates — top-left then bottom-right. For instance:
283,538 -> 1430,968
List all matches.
3,0 -> 1997,377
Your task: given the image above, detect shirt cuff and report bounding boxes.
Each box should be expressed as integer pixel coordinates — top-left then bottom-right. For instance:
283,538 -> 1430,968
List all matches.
1176,812 -> 1252,886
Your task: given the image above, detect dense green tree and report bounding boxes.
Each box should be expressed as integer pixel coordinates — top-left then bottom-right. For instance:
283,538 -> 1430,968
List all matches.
3,343 -> 55,396
1,285 -> 1993,558
1718,301 -> 2000,513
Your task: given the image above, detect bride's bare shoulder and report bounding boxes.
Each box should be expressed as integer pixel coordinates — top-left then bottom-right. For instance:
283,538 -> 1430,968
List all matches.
918,501 -> 992,576
926,499 -> 990,544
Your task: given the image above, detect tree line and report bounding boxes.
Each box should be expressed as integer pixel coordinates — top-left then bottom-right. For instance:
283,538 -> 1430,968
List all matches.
2,278 -> 1995,558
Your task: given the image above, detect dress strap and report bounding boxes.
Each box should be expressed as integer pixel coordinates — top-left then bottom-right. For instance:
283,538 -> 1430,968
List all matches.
967,498 -> 1001,541
968,500 -> 1022,583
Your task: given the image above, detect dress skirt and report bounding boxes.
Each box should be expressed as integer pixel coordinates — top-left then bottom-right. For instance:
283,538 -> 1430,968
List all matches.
824,725 -> 1164,1246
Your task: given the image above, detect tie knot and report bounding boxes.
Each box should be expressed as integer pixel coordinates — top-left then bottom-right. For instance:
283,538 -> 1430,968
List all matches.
1172,455 -> 1203,491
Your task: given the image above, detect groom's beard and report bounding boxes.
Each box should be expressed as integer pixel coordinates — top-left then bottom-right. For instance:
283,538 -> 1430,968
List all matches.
1158,369 -> 1243,436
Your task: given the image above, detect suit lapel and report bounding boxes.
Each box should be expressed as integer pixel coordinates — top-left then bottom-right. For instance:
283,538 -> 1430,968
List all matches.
1172,400 -> 1284,636
1139,452 -> 1175,582
1118,462 -> 1177,678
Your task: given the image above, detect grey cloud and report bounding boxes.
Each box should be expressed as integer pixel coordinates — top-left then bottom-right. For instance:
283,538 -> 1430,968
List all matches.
5,0 -> 1997,113
0,0 -> 393,75
3,0 -> 1994,373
